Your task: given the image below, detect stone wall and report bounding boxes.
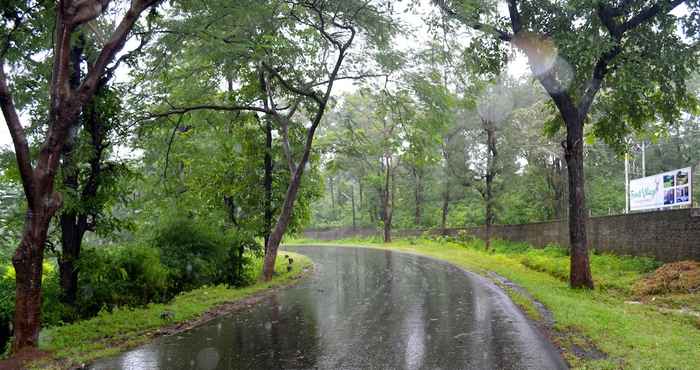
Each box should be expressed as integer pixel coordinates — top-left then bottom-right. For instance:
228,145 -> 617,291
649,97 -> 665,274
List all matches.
303,208 -> 700,262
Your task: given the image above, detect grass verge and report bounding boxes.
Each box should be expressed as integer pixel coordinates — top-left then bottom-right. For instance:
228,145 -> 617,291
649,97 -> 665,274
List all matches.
29,251 -> 312,369
287,237 -> 699,370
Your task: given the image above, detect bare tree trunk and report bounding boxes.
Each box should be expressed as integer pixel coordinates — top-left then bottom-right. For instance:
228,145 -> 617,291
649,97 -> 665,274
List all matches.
564,118 -> 593,289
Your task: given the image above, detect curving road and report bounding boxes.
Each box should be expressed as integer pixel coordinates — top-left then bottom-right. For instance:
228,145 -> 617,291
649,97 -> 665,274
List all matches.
91,246 -> 567,369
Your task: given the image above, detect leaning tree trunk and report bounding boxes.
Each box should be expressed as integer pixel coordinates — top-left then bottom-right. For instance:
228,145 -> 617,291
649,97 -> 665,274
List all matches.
263,119 -> 273,247
262,171 -> 302,280
564,118 -> 594,289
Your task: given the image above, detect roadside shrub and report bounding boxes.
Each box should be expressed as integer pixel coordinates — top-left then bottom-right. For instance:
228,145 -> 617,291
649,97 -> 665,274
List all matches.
491,240 -> 532,254
150,217 -> 228,293
76,245 -> 169,317
519,253 -> 570,281
219,232 -> 262,287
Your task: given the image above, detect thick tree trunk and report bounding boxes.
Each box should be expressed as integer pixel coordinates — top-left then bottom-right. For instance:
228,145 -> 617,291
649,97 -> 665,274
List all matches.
12,201 -> 56,352
564,118 -> 594,289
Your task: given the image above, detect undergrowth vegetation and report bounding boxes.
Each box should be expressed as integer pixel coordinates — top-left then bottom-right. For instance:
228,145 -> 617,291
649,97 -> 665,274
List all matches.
33,252 -> 311,367
0,216 -> 264,356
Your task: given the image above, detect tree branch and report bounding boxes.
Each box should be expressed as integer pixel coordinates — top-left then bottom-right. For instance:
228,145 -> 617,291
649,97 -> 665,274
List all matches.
77,0 -> 161,105
619,0 -> 686,35
262,62 -> 322,105
142,103 -> 270,121
0,65 -> 35,203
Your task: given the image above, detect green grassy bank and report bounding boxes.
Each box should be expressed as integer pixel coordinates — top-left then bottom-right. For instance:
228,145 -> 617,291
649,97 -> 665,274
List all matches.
287,237 -> 699,370
29,252 -> 312,369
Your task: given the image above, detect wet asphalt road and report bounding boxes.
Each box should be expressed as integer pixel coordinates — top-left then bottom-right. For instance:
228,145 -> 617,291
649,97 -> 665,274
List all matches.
91,246 -> 567,370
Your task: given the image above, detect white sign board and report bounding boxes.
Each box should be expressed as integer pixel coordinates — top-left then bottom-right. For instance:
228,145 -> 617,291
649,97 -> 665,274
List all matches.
630,167 -> 692,211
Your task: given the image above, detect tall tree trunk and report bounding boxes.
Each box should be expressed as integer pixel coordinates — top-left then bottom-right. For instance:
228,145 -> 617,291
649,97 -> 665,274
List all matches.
381,156 -> 393,243
263,119 -> 273,247
358,178 -> 363,209
57,37 -> 85,307
329,176 -> 335,212
58,214 -> 85,306
58,143 -> 82,307
58,91 -> 106,308
441,191 -> 449,231
350,184 -> 356,230
12,196 -> 58,352
564,118 -> 593,288
413,167 -> 422,226
484,124 -> 497,250
440,139 -> 451,231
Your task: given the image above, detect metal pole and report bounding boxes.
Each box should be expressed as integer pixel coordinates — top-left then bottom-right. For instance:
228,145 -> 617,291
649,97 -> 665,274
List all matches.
641,140 -> 646,177
625,152 -> 630,213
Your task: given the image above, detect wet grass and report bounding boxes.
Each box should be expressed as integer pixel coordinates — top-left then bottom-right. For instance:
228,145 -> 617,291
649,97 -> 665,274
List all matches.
287,237 -> 700,370
29,252 -> 312,369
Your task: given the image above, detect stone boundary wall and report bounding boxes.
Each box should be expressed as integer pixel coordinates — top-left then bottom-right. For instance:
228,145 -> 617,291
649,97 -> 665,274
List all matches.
303,208 -> 700,262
